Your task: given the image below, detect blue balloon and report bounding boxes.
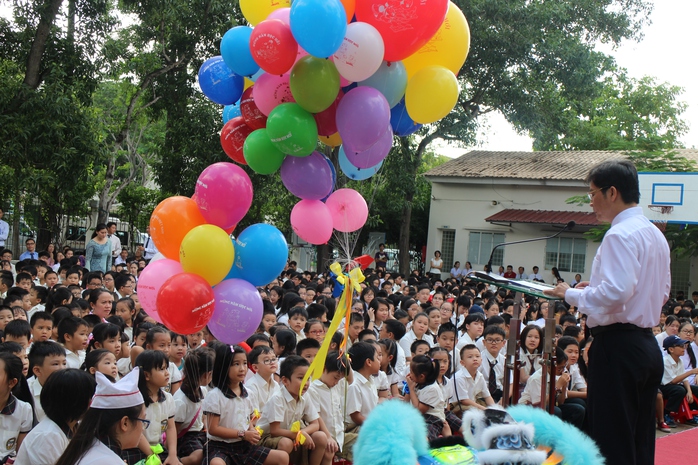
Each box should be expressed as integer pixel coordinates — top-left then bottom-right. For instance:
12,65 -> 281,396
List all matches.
227,224 -> 288,287
198,56 -> 244,105
223,103 -> 241,123
290,0 -> 347,58
220,26 -> 260,77
390,98 -> 422,137
250,68 -> 265,82
339,146 -> 383,180
359,61 -> 408,108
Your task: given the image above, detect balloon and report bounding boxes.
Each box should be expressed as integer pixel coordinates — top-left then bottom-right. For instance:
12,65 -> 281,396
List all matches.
240,87 -> 267,130
137,259 -> 183,324
243,129 -> 286,175
220,27 -> 260,77
323,153 -> 337,200
253,73 -> 296,116
267,7 -> 290,25
150,197 -> 206,260
320,132 -> 342,147
314,90 -> 343,136
149,252 -> 165,262
342,124 -> 393,169
240,0 -> 290,26
266,103 -> 318,156
228,224 -> 288,286
291,200 -> 333,244
198,56 -> 244,105
220,116 -> 253,164
359,60 -> 408,108
250,19 -> 298,75
405,66 -> 459,124
280,151 -> 334,200
402,2 -> 470,77
194,162 -> 253,229
339,146 -> 383,180
339,0 -> 355,22
390,98 -> 422,136
179,225 -> 235,286
209,279 -> 264,344
289,56 -> 341,113
223,102 -> 241,123
156,273 -> 215,335
325,188 -> 369,233
332,22 -> 385,82
355,0 -> 448,61
336,86 -> 390,153
290,0 -> 347,58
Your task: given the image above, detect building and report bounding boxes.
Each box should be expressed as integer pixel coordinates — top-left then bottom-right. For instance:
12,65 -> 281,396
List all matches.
424,149 -> 698,296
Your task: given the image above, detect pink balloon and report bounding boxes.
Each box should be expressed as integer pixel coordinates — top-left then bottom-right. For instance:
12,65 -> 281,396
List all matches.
137,259 -> 183,323
267,7 -> 290,25
291,200 -> 333,244
253,73 -> 296,116
325,188 -> 369,233
336,86 -> 390,153
344,124 -> 393,169
194,162 -> 253,229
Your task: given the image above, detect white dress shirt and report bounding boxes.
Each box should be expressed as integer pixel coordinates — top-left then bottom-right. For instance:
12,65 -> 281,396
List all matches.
144,234 -> 159,260
15,417 -> 69,465
0,219 -> 8,247
662,354 -> 685,386
108,234 -> 121,259
565,207 -> 671,329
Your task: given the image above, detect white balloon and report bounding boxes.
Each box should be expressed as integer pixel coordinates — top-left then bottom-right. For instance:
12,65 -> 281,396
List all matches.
332,22 -> 385,83
149,252 -> 165,263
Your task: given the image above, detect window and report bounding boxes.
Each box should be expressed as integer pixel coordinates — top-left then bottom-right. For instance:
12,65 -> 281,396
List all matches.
468,232 -> 505,266
545,237 -> 586,273
440,230 -> 455,270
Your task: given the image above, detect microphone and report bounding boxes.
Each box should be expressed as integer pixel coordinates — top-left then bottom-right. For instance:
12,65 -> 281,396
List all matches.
485,221 -> 576,274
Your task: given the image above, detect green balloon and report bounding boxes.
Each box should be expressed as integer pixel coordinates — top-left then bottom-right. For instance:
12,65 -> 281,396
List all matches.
290,56 -> 341,113
266,103 -> 318,157
243,129 -> 286,175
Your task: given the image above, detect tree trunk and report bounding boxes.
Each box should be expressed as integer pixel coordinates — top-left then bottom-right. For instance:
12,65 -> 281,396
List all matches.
398,198 -> 413,276
23,0 -> 64,90
11,190 -> 21,257
316,243 -> 330,274
67,0 -> 75,42
97,156 -> 116,224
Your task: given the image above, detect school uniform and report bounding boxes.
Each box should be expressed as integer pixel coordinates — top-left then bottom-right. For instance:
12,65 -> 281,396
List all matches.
518,368 -> 543,406
14,417 -> 69,465
307,379 -> 357,459
438,377 -> 463,433
399,330 -> 431,357
345,371 -> 379,430
450,367 -> 490,408
258,385 -> 320,435
76,438 -> 128,465
65,348 -> 86,369
455,332 -> 477,352
165,361 -> 182,393
680,342 -> 698,385
121,390 -> 175,465
416,382 -> 446,440
394,343 -> 409,379
245,372 -> 280,414
27,375 -> 45,422
0,395 -> 33,462
202,385 -> 272,465
478,350 -> 505,403
174,387 -> 207,458
660,354 -> 693,415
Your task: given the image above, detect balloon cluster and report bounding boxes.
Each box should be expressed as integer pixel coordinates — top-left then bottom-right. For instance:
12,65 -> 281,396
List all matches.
198,0 -> 470,245
140,164 -> 288,344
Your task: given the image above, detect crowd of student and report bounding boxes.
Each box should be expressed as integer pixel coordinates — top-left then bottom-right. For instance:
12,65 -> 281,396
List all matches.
0,254 -> 696,465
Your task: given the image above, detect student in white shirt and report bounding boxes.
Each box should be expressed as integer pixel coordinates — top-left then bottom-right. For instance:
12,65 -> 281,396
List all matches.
405,354 -> 449,441
0,352 -> 34,464
449,344 -> 494,412
478,326 -> 506,403
57,316 -> 89,369
27,341 -> 67,422
246,345 -> 281,415
16,368 -> 96,465
399,313 -> 431,362
455,313 -> 486,352
346,342 -> 381,431
659,335 -> 698,425
378,319 -> 408,379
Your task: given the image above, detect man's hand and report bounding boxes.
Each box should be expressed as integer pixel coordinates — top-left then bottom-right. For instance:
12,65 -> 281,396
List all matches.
544,282 -> 571,299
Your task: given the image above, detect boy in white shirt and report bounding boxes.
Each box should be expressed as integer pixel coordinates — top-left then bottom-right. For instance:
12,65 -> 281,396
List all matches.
57,316 -> 89,369
478,326 -> 506,403
27,341 -> 67,421
345,342 -> 381,431
659,335 -> 698,426
246,345 -> 280,415
450,344 -> 494,412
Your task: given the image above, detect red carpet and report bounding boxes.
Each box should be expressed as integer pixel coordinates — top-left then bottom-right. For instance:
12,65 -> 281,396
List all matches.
655,427 -> 698,465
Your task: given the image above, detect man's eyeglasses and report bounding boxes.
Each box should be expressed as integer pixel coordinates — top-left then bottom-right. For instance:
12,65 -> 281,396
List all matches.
587,186 -> 609,201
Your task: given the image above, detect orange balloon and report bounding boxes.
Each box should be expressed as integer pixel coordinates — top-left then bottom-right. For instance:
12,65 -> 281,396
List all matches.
320,132 -> 342,147
150,196 -> 206,260
340,0 -> 355,23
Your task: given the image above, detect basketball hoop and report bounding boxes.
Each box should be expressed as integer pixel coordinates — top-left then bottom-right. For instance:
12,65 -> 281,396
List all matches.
648,205 -> 674,232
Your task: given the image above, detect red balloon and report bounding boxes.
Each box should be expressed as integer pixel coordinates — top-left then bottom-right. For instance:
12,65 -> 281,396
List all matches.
221,116 -> 253,164
314,90 -> 344,137
240,87 -> 268,130
250,19 -> 298,76
156,273 -> 216,334
355,0 -> 448,62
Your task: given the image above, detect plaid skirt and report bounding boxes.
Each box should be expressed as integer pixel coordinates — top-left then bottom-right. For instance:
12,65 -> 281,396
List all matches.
178,431 -> 207,457
424,414 -> 445,441
206,439 -> 271,465
445,410 -> 463,434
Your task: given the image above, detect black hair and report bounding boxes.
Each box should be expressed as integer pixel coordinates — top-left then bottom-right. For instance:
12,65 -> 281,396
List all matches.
46,287 -> 73,313
306,303 -> 328,320
483,325 -> 506,340
485,315 -> 505,327
520,324 -> 544,354
559,314 -> 577,327
144,325 -> 170,348
81,349 -> 115,381
135,350 -> 169,406
410,339 -> 431,355
278,292 -> 304,318
4,319 -> 31,340
330,330 -> 344,351
211,344 -> 246,391
377,338 -> 397,375
394,309 -> 408,321
411,354 -> 439,388
181,347 -> 215,403
557,336 -> 579,351
350,312 -> 365,326
287,305 -> 309,320
437,322 -> 457,338
348,341 -> 377,371
28,340 -> 66,376
106,315 -> 126,332
323,351 -> 349,374
57,316 -> 88,343
0,352 -> 35,421
88,322 -> 121,353
459,343 -> 479,358
133,322 -> 154,343
296,338 -> 321,356
248,345 -> 275,365
357,329 -> 376,341
460,312 -> 486,335
246,333 -> 271,348
116,297 -> 136,324
555,346 -> 568,365
0,342 -> 23,356
585,159 -> 640,204
42,368 -> 96,429
279,354 -> 309,379
383,319 -> 406,340
562,325 -> 582,338
29,311 -> 53,328
274,329 -> 297,357
32,286 -> 48,304
7,287 -> 29,299
15,272 -> 33,284
81,313 -> 102,328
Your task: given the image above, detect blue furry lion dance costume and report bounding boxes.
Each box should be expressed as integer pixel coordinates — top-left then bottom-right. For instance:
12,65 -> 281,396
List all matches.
352,401 -> 604,465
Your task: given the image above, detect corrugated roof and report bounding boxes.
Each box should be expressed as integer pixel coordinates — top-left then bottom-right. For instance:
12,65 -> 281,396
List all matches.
425,150 -> 698,180
485,209 -> 600,226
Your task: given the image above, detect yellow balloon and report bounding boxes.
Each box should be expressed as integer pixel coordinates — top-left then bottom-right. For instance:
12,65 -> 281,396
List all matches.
402,2 -> 470,78
405,66 -> 459,124
179,225 -> 235,286
320,132 -> 342,147
239,0 -> 290,26
244,78 -> 254,91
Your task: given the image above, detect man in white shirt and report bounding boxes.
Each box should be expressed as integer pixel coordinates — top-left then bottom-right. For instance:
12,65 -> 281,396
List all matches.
546,160 -> 671,465
142,225 -> 159,260
0,207 -> 8,249
107,221 -> 121,264
516,266 -> 528,280
529,266 -> 544,281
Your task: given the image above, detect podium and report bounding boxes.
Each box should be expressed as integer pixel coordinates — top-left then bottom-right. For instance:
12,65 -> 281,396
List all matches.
465,272 -> 561,413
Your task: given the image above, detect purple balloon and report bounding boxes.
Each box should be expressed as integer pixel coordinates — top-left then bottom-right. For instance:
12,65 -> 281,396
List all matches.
344,125 -> 393,169
336,86 -> 390,153
209,278 -> 263,344
280,151 -> 334,199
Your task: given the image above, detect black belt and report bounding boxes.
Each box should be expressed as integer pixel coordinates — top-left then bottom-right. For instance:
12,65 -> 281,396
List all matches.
589,323 -> 653,337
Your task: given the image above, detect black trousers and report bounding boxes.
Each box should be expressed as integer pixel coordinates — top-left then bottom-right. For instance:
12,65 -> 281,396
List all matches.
660,383 -> 698,414
587,328 -> 662,465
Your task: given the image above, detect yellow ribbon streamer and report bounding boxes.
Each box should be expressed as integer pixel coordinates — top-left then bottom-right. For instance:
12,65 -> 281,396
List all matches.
290,421 -> 306,446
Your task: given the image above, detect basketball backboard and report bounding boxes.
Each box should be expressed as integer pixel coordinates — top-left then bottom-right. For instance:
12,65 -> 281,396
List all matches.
639,172 -> 698,225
